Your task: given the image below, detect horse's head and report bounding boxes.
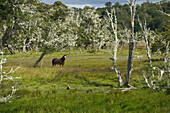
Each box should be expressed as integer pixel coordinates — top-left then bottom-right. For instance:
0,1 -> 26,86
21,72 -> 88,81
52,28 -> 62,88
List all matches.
60,55 -> 66,62
64,55 -> 66,59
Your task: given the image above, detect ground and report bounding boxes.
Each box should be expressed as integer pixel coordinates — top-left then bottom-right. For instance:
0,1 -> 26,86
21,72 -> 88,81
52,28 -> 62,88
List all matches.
0,47 -> 169,112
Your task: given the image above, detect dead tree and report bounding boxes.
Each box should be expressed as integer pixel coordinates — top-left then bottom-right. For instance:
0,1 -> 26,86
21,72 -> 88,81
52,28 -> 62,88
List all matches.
33,52 -> 46,67
138,15 -> 169,88
125,0 -> 136,87
138,17 -> 155,86
107,1 -> 137,87
138,18 -> 152,68
106,8 -> 123,86
0,52 -> 20,102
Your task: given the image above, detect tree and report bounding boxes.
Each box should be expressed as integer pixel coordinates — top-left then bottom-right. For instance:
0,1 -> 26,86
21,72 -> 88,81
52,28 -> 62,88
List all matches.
105,2 -> 112,7
138,17 -> 155,87
0,52 -> 20,102
76,7 -> 110,50
106,8 -> 123,86
138,10 -> 169,89
0,0 -> 25,53
125,0 -> 136,87
33,2 -> 69,67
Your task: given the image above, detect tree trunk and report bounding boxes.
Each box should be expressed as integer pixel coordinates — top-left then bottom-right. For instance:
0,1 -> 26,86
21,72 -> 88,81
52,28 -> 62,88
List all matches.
23,39 -> 27,53
98,41 -> 102,50
110,58 -> 123,86
138,18 -> 154,78
125,0 -> 136,87
125,41 -> 134,86
164,41 -> 169,72
33,52 -> 46,67
144,31 -> 154,78
0,37 -> 2,52
113,31 -> 123,87
69,46 -> 71,54
79,47 -> 82,53
7,45 -> 14,54
164,41 -> 169,64
36,45 -> 38,54
107,8 -> 123,87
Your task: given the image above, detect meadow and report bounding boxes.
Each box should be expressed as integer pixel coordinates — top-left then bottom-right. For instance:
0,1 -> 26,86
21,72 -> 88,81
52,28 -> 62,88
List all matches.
0,47 -> 169,113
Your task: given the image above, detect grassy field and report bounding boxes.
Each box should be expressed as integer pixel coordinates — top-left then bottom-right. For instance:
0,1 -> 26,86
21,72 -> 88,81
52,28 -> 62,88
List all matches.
0,47 -> 169,113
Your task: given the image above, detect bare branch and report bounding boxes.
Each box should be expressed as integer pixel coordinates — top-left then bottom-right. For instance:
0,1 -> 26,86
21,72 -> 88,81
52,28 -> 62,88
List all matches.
143,73 -> 151,88
0,52 -> 20,102
158,10 -> 170,16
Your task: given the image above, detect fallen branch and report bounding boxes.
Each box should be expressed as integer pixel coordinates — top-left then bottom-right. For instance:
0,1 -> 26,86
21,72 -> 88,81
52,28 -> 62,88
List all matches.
104,87 -> 137,93
0,86 -> 19,103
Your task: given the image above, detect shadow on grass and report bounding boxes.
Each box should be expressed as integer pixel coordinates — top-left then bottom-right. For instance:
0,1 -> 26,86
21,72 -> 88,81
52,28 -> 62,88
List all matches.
143,58 -> 164,62
85,80 -> 113,87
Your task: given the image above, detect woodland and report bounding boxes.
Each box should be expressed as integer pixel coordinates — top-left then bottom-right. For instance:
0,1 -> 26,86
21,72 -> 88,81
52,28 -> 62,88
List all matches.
0,0 -> 169,112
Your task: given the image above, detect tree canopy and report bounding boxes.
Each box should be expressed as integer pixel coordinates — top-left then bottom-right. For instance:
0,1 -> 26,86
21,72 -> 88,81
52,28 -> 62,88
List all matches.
0,0 -> 169,54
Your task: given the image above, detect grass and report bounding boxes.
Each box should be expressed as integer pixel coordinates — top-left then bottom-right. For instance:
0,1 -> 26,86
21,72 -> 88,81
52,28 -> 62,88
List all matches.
0,47 -> 169,113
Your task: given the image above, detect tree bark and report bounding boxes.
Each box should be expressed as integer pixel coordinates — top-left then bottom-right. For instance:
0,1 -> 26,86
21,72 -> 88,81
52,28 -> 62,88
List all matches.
110,58 -> 123,86
125,42 -> 134,86
0,36 -> 2,52
164,41 -> 169,64
7,45 -> 15,54
138,17 -> 154,78
98,41 -> 102,50
33,52 -> 46,67
107,8 -> 123,87
36,45 -> 39,54
125,0 -> 136,87
164,41 -> 169,72
23,39 -> 27,53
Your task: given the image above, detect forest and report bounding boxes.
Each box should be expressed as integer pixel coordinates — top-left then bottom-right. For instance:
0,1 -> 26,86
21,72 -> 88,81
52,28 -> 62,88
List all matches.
0,0 -> 169,112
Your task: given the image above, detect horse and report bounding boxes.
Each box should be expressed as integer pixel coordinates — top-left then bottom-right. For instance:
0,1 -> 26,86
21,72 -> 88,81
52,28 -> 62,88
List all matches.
52,55 -> 66,66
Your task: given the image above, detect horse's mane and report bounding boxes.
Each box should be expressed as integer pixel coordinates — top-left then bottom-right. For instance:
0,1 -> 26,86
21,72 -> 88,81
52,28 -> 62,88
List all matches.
60,55 -> 66,62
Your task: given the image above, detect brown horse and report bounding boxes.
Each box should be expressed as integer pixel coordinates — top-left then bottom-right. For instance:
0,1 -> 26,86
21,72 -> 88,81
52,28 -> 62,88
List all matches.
52,55 -> 66,66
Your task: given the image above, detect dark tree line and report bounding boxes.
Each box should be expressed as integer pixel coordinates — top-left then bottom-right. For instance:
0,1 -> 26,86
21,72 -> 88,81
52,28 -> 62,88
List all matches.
97,1 -> 170,32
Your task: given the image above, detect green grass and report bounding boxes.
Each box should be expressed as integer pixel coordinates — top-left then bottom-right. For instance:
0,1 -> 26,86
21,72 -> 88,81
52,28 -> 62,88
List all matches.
0,48 -> 169,113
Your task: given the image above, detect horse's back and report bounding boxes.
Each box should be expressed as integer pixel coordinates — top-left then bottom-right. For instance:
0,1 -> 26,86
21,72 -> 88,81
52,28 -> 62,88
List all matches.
52,58 -> 59,66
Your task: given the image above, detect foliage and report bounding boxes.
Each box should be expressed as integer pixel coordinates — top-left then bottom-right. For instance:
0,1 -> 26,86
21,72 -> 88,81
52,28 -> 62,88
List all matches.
1,0 -> 169,54
97,1 -> 170,32
151,24 -> 170,54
